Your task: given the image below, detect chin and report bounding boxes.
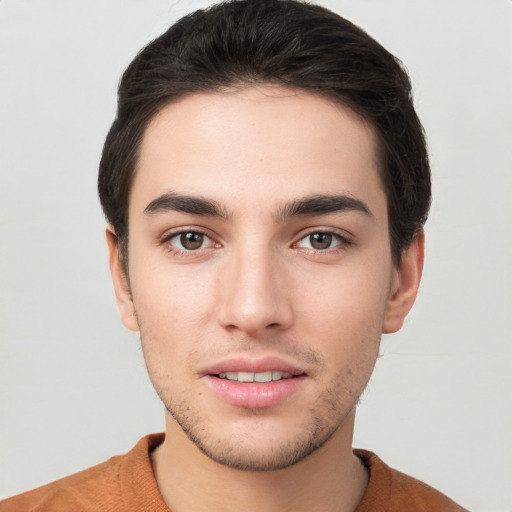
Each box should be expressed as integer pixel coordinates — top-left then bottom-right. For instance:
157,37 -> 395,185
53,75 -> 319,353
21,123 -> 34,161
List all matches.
166,400 -> 348,472
190,432 -> 332,472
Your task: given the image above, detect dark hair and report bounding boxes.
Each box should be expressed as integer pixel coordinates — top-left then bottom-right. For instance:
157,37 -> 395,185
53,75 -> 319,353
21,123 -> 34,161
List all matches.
98,0 -> 430,269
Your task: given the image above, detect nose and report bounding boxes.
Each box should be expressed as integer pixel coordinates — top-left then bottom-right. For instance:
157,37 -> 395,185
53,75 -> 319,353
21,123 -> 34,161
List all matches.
216,243 -> 293,336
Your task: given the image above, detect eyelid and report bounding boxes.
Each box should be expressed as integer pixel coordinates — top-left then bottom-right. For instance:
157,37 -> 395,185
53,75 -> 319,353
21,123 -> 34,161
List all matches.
160,226 -> 221,253
293,228 -> 354,250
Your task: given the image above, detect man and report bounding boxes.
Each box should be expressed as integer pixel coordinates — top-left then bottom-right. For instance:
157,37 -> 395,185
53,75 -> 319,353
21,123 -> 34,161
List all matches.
1,1 -> 468,510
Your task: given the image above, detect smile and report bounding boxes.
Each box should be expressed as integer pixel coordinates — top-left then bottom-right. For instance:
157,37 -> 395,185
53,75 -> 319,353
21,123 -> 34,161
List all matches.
217,371 -> 293,382
203,357 -> 308,407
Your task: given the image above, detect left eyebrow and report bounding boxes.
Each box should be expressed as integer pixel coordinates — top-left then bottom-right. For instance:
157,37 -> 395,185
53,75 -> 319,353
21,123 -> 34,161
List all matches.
276,194 -> 373,222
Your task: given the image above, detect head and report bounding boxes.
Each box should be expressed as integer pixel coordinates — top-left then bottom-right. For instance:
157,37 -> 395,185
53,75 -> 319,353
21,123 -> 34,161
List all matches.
99,0 -> 429,472
98,0 -> 430,274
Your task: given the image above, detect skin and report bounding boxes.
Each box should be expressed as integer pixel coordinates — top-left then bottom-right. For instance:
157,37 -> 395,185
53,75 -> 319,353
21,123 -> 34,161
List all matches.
107,85 -> 423,512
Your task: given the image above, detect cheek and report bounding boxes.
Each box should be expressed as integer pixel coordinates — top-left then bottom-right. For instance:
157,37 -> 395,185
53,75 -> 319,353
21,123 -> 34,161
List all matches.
298,263 -> 391,328
129,262 -> 218,363
294,261 -> 392,361
131,253 -> 216,317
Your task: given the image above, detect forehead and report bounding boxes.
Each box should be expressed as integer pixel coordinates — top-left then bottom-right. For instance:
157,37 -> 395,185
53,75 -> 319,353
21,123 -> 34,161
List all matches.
131,86 -> 385,217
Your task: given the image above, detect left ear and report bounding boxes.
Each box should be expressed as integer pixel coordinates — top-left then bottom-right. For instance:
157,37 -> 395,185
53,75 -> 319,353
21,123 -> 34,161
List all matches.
382,230 -> 425,334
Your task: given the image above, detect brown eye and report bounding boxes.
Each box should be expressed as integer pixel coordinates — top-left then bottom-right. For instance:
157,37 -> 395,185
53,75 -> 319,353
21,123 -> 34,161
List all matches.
165,230 -> 218,254
180,232 -> 204,250
309,233 -> 333,250
296,231 -> 346,251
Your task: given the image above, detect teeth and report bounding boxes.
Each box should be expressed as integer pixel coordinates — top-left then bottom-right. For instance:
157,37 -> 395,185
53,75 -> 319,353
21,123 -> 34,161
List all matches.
218,371 -> 293,382
238,371 -> 254,382
254,371 -> 272,382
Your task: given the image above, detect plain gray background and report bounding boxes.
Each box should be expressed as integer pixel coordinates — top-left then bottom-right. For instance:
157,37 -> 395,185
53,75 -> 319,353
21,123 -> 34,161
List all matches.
1,1 -> 511,510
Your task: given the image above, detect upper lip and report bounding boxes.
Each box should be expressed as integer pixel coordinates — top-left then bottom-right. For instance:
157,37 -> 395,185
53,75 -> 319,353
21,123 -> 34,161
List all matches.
202,356 -> 307,377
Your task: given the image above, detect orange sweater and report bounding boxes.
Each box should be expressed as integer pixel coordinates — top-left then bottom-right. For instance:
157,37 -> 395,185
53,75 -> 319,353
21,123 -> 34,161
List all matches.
1,434 -> 467,511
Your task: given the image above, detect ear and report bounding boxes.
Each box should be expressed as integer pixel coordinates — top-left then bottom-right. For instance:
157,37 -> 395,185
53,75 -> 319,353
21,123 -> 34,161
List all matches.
106,226 -> 140,332
382,230 -> 425,334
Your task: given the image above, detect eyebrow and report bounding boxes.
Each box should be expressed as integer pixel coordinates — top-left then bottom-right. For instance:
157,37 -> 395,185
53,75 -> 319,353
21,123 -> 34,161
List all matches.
276,194 -> 373,221
143,192 -> 372,221
144,192 -> 229,218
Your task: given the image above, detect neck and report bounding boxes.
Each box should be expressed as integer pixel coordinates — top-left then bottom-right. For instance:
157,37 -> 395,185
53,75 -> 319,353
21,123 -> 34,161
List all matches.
151,409 -> 368,512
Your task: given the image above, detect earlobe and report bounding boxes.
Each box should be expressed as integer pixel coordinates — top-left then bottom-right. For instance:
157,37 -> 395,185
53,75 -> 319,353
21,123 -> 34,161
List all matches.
106,226 -> 140,332
382,231 -> 424,334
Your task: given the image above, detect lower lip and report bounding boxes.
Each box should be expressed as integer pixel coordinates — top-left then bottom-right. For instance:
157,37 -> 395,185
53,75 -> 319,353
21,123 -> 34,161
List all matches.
205,375 -> 306,408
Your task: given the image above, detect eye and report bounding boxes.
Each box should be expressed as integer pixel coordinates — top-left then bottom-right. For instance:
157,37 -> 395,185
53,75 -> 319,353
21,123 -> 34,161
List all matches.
165,231 -> 215,251
296,232 -> 346,250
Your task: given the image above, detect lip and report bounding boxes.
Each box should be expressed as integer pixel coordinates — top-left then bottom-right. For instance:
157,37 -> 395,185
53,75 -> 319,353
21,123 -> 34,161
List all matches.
202,356 -> 307,376
205,374 -> 306,408
202,356 -> 308,408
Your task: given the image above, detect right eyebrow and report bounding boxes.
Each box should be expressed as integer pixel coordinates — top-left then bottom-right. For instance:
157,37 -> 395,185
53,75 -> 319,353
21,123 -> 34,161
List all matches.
143,192 -> 230,219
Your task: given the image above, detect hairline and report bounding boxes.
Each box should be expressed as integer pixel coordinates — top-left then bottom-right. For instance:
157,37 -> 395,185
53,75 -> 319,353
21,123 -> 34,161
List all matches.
116,82 -> 397,275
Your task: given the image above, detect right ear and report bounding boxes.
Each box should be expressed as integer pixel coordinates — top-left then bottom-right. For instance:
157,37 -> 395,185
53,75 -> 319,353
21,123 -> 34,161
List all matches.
106,226 -> 140,332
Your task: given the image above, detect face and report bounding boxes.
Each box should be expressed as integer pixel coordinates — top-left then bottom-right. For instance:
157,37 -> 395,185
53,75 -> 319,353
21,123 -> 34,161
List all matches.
109,86 -> 422,471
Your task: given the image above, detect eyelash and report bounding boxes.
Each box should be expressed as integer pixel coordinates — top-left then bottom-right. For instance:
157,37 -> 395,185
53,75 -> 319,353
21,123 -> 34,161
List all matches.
293,230 -> 353,252
160,229 -> 218,256
160,228 -> 353,255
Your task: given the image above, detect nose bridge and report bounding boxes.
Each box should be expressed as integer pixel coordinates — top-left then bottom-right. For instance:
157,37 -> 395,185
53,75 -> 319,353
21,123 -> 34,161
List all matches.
217,238 -> 292,334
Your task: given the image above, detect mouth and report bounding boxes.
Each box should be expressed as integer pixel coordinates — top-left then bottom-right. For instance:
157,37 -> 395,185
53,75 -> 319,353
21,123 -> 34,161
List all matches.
204,355 -> 307,378
217,370 -> 295,383
203,357 -> 308,408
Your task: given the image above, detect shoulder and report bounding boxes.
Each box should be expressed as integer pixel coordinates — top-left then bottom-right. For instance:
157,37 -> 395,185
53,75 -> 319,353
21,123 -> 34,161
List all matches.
0,456 -> 123,512
0,434 -> 166,512
355,449 -> 468,512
